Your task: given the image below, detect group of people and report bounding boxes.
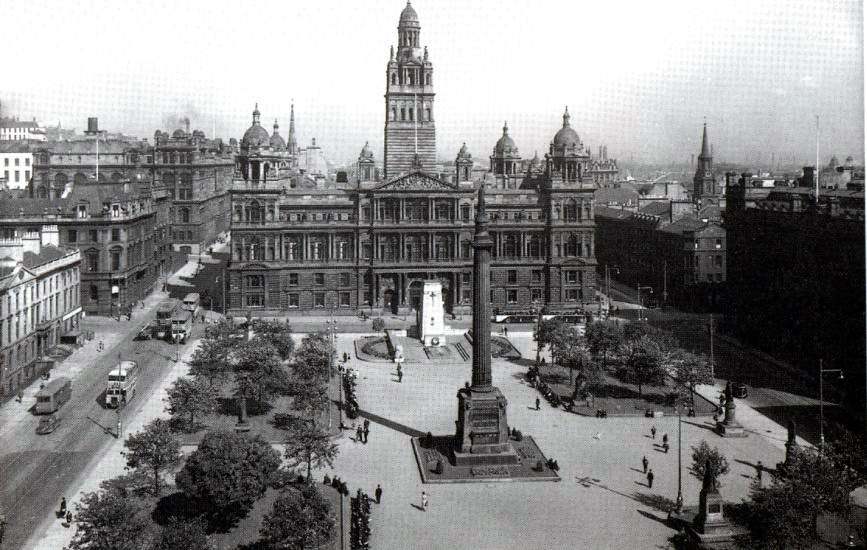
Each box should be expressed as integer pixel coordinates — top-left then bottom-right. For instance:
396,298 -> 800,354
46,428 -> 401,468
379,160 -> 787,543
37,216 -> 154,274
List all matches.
58,497 -> 72,526
355,419 -> 371,444
640,425 -> 671,489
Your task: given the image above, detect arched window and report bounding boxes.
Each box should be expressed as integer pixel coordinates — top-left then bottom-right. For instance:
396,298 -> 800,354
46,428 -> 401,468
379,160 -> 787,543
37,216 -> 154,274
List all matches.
286,240 -> 298,261
179,208 -> 190,223
400,108 -> 406,121
162,172 -> 175,186
391,73 -> 397,85
504,235 -> 517,258
528,235 -> 542,258
565,234 -> 579,257
425,108 -> 431,121
74,173 -> 87,185
54,172 -> 67,188
425,73 -> 431,86
408,108 -> 414,121
247,201 -> 261,223
564,199 -> 578,222
311,241 -> 322,260
390,107 -> 397,121
36,186 -> 47,199
337,241 -> 347,260
248,238 -> 263,261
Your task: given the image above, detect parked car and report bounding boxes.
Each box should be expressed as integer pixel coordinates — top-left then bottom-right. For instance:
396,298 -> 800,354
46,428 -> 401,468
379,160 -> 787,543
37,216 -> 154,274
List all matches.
36,414 -> 61,435
135,323 -> 154,341
732,382 -> 749,399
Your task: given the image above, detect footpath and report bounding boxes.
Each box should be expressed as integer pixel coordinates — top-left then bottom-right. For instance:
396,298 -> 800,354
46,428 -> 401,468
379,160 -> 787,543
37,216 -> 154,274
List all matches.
26,338 -> 200,550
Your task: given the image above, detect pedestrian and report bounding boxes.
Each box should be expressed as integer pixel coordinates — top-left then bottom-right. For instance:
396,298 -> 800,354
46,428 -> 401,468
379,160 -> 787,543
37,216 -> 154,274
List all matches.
663,442 -> 669,453
65,510 -> 72,525
421,491 -> 428,511
755,461 -> 763,483
662,433 -> 668,445
356,425 -> 363,442
16,389 -> 22,403
642,455 -> 648,473
375,484 -> 382,504
650,426 -> 657,439
503,326 -> 508,337
397,365 -> 403,383
59,497 -> 67,516
647,469 -> 654,489
535,397 -> 540,411
363,419 -> 370,444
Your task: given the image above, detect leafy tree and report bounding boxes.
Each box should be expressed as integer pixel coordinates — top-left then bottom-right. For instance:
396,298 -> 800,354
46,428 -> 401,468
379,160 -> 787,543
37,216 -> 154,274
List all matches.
669,351 -> 714,404
281,416 -> 339,482
231,338 -> 287,421
165,376 -> 219,431
122,418 -> 183,496
251,319 -> 295,360
188,319 -> 237,386
741,445 -> 862,549
689,440 -> 730,488
533,318 -> 564,362
616,334 -> 668,398
290,376 -> 330,426
292,333 -> 332,381
260,484 -> 335,550
585,320 -> 623,367
69,488 -> 154,550
176,430 -> 282,524
154,518 -> 214,550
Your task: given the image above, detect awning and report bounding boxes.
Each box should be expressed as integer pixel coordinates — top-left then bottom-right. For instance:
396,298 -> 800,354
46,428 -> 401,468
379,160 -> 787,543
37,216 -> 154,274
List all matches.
62,306 -> 82,321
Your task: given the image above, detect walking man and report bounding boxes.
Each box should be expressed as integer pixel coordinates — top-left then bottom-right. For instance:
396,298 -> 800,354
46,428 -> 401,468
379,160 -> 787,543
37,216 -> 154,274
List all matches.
650,426 -> 657,440
59,497 -> 67,517
375,484 -> 382,504
397,365 -> 403,383
647,469 -> 654,489
663,442 -> 669,453
363,419 -> 370,444
642,455 -> 648,474
535,397 -> 540,411
356,424 -> 363,443
755,461 -> 763,484
16,389 -> 22,403
421,491 -> 428,511
662,433 -> 668,446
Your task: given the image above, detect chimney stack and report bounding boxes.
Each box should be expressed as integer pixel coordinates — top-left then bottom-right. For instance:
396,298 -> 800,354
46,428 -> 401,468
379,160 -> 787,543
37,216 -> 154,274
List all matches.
40,225 -> 59,247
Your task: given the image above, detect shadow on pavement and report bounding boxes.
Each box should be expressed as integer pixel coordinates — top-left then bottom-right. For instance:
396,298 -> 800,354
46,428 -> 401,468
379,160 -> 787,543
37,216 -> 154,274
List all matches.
357,408 -> 425,438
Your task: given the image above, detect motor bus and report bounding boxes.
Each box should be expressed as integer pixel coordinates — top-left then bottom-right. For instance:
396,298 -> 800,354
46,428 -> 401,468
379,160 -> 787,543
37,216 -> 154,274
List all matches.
154,299 -> 180,339
35,377 -> 72,414
182,293 -> 200,313
171,309 -> 194,343
106,361 -> 139,408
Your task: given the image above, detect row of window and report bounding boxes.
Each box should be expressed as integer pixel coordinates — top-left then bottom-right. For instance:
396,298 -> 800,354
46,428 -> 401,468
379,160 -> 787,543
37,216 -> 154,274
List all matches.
2,283 -> 80,347
68,228 -> 122,243
3,157 -> 30,167
245,291 -> 354,309
246,272 -> 353,288
2,170 -> 30,183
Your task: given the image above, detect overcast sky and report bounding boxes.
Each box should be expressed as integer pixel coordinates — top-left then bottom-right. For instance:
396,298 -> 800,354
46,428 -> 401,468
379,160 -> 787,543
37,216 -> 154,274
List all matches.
1,0 -> 862,166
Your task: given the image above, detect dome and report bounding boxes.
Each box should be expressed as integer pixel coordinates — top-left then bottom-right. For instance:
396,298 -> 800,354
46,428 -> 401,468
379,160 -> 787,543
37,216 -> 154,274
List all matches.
241,103 -> 270,148
399,2 -> 419,25
172,129 -> 187,139
493,122 -> 518,156
360,141 -> 374,159
270,120 -> 286,149
457,142 -> 471,159
552,106 -> 580,148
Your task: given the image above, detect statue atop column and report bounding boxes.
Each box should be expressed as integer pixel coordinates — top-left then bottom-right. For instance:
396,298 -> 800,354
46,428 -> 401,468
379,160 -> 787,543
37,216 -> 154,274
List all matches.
716,381 -> 747,438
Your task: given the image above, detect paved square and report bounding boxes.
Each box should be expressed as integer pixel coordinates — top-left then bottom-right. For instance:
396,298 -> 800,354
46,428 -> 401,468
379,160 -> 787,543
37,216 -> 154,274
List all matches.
325,333 -> 786,550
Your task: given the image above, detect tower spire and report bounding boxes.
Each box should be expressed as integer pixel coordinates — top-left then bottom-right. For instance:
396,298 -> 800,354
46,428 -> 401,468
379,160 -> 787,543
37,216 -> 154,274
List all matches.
700,118 -> 710,158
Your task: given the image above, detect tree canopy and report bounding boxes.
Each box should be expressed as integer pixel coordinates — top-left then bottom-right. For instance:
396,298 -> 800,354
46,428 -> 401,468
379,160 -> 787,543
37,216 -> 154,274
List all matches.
176,430 -> 282,524
585,320 -> 623,366
260,484 -> 335,550
251,319 -> 295,361
616,333 -> 669,398
69,487 -> 154,550
164,376 -> 219,431
281,415 -> 340,482
689,440 -> 730,489
154,518 -> 214,550
122,418 -> 183,496
669,351 -> 714,402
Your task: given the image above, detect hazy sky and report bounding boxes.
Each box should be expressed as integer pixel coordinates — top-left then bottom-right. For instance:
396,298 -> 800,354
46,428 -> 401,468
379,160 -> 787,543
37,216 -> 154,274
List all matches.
1,0 -> 862,166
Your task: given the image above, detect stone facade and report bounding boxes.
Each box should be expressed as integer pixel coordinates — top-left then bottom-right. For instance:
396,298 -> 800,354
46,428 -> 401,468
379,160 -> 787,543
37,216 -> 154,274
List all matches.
0,226 -> 82,397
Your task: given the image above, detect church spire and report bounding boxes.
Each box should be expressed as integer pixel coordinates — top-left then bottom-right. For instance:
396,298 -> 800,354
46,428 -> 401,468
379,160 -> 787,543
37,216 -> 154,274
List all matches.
700,120 -> 711,159
288,101 -> 297,155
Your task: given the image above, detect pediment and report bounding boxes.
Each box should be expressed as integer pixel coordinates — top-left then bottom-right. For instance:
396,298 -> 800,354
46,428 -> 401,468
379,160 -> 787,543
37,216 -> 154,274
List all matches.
375,171 -> 456,192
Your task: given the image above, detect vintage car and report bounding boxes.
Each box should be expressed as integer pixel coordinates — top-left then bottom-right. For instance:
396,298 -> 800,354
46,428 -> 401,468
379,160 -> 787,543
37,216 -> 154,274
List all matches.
36,414 -> 61,435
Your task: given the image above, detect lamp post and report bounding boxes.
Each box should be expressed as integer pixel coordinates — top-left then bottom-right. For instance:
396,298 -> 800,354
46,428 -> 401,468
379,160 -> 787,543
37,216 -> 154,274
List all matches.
604,264 -> 619,314
818,358 -> 843,451
534,307 -> 542,366
709,314 -> 715,380
675,402 -> 684,513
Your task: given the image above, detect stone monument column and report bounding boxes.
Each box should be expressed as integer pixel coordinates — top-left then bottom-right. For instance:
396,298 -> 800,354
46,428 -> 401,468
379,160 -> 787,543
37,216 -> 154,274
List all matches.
471,183 -> 493,391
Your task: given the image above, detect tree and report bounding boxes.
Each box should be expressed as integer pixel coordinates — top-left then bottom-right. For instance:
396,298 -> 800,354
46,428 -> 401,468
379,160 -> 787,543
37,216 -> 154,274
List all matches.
188,319 -> 237,386
689,440 -> 730,488
290,376 -> 330,426
281,416 -> 339,482
260,484 -> 335,550
231,338 -> 287,421
669,351 -> 714,404
616,334 -> 668,398
122,418 -> 183,496
154,518 -> 214,550
69,487 -> 154,550
585,320 -> 623,367
742,445 -> 862,549
292,333 -> 331,381
251,319 -> 295,360
176,430 -> 282,524
533,318 -> 565,362
165,376 -> 219,431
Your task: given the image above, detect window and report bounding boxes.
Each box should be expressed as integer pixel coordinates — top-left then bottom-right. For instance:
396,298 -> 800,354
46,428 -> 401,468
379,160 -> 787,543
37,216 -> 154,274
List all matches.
90,285 -> 99,301
715,239 -> 722,249
14,158 -> 19,166
339,273 -> 350,287
25,158 -> 30,166
339,292 -> 351,307
89,230 -> 98,242
111,250 -> 121,271
179,208 -> 190,223
246,294 -> 264,307
462,272 -> 470,284
461,205 -> 470,222
288,273 -> 298,286
247,275 -> 264,288
531,288 -> 542,303
507,289 -> 518,304
531,270 -> 542,284
87,251 -> 99,272
566,289 -> 579,302
507,270 -> 517,284
288,293 -> 299,308
314,293 -> 325,308
314,273 -> 325,285
67,230 -> 77,243
363,292 -> 371,306
565,271 -> 578,284
111,228 -> 120,242
715,255 -> 722,267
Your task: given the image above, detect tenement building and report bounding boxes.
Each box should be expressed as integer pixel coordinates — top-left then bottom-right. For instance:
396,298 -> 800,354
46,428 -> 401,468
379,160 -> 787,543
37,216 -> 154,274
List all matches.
0,226 -> 81,397
724,173 -> 865,412
225,2 -> 612,317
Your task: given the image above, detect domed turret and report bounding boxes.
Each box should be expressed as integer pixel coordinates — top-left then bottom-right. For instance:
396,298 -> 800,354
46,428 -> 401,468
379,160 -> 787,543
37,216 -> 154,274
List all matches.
270,120 -> 286,149
493,122 -> 518,157
360,141 -> 374,159
172,128 -> 186,139
552,106 -> 580,149
399,1 -> 420,27
241,103 -> 270,148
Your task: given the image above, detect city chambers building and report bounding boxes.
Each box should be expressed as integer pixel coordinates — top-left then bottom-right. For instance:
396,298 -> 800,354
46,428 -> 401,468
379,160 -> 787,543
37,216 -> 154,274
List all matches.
226,2 -> 616,317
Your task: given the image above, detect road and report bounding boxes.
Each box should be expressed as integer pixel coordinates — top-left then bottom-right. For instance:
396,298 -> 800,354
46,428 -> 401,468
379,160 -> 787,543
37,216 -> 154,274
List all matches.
0,304 -> 203,550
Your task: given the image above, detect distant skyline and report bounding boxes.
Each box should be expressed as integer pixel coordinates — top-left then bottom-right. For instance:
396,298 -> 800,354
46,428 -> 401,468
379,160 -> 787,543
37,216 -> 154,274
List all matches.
1,0 -> 862,166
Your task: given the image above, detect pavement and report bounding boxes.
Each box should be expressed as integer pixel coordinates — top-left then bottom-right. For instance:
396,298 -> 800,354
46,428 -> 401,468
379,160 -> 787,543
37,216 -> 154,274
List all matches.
319,332 -> 786,550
